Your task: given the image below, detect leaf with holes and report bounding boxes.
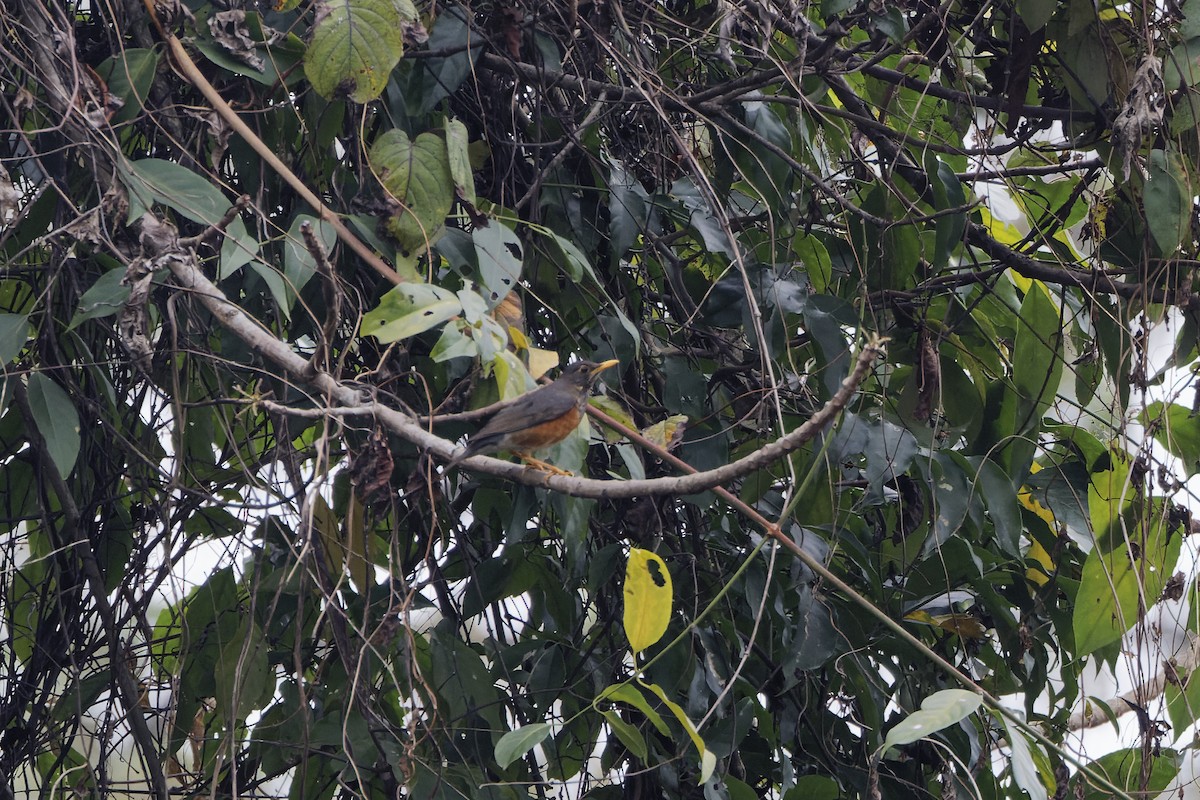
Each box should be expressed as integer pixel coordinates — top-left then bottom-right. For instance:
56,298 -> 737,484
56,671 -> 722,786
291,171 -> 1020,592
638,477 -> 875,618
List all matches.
362,283 -> 462,343
473,220 -> 521,307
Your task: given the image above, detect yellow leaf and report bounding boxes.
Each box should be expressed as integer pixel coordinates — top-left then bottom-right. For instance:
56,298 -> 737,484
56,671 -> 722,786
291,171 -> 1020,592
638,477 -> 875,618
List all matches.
640,679 -> 715,784
345,493 -> 372,592
526,347 -> 559,380
642,415 -> 689,451
310,495 -> 343,581
623,549 -> 672,655
1018,462 -> 1057,586
590,395 -> 635,442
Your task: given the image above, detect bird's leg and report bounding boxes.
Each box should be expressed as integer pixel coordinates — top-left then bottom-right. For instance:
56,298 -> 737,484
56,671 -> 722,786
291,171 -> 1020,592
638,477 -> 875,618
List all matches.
514,452 -> 574,476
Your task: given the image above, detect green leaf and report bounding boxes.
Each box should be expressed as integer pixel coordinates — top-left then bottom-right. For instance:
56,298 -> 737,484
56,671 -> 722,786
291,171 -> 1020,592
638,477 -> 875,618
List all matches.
1074,748 -> 1179,800
882,689 -> 981,751
283,214 -> 338,298
362,283 -> 461,343
414,5 -> 482,114
219,218 -> 259,279
69,270 -> 130,330
95,48 -> 160,123
782,777 -> 840,800
623,548 -> 672,654
215,619 -> 274,721
1074,495 -> 1182,656
446,117 -> 475,204
430,322 -> 478,362
119,158 -> 234,226
1145,149 -> 1191,255
1012,281 -> 1063,423
494,722 -> 552,769
793,233 -> 832,294
928,154 -> 967,269
473,220 -> 522,307
997,715 -> 1050,800
544,230 -> 641,350
369,129 -> 455,253
26,373 -> 80,479
923,452 -> 971,553
973,457 -> 1022,557
304,0 -> 413,102
1015,0 -> 1055,30
0,314 -> 29,364
600,709 -> 648,761
640,680 -> 717,784
1140,402 -> 1200,476
595,683 -> 670,736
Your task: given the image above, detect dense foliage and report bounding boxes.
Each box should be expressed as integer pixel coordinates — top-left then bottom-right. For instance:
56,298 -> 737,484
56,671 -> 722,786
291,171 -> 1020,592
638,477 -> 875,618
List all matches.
6,0 -> 1200,798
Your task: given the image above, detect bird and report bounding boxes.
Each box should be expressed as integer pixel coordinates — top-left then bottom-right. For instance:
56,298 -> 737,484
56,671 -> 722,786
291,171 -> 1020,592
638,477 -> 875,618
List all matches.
449,359 -> 619,473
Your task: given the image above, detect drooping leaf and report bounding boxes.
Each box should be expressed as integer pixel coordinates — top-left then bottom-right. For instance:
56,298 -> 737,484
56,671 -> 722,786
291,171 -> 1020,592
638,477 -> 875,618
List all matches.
623,548 -> 672,655
882,689 -> 981,751
283,214 -> 338,298
596,683 -> 671,736
445,117 -> 475,204
119,158 -> 234,226
600,709 -> 648,761
473,220 -> 522,307
1144,149 -> 1191,255
26,373 -> 80,479
997,714 -> 1050,800
640,679 -> 717,784
494,722 -> 552,769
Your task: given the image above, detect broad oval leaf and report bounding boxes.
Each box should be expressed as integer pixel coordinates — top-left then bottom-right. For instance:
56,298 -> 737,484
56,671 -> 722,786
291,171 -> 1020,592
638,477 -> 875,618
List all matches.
1145,149 -> 1191,256
883,689 -> 981,751
472,220 -> 522,307
26,373 -> 81,479
370,129 -> 455,253
1073,497 -> 1182,656
304,0 -> 414,102
623,548 -> 672,655
494,722 -> 552,769
362,283 -> 462,343
1140,401 -> 1200,477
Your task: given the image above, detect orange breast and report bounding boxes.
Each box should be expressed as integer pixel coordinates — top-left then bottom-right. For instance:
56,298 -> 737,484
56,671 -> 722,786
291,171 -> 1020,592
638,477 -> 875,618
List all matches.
501,408 -> 583,451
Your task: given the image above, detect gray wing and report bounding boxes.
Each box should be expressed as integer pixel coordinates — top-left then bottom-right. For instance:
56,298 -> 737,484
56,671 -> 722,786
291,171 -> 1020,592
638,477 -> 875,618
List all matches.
465,386 -> 578,453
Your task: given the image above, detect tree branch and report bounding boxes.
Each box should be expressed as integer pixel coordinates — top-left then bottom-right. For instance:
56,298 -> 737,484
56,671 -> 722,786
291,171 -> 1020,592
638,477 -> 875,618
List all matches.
159,225 -> 882,497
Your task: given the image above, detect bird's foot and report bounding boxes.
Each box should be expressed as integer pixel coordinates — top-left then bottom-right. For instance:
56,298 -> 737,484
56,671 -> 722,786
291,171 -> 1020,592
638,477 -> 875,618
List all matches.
515,452 -> 574,476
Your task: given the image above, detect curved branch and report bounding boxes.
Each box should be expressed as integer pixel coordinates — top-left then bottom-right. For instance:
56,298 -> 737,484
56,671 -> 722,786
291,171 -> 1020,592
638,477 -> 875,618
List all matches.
160,230 -> 882,498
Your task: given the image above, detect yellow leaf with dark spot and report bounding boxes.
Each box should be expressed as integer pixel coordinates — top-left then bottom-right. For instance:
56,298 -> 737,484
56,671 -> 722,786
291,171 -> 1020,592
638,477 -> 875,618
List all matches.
623,549 -> 672,655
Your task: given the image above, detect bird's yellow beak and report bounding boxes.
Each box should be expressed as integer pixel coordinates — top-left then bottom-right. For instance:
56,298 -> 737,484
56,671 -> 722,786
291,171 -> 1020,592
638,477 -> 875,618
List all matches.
594,359 -> 619,375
